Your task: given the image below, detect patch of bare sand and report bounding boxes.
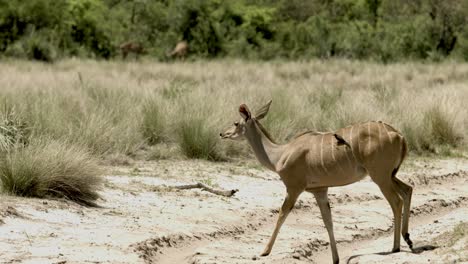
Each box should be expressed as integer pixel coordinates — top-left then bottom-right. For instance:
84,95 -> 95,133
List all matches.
0,158 -> 466,264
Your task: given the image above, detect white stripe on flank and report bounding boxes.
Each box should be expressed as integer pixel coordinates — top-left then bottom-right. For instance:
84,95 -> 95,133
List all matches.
348,126 -> 354,162
377,122 -> 382,151
320,135 -> 329,175
348,125 -> 362,164
382,122 -> 392,142
357,123 -> 361,155
367,122 -> 371,155
331,135 -> 336,163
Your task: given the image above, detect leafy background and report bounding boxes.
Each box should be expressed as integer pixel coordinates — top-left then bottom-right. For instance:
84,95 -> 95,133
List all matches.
0,0 -> 467,62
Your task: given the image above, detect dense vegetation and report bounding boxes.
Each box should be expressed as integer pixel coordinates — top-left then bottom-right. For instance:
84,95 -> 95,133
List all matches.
1,0 -> 468,62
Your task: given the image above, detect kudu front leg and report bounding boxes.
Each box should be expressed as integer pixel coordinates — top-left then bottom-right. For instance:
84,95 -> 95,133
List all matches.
313,189 -> 339,264
261,190 -> 301,256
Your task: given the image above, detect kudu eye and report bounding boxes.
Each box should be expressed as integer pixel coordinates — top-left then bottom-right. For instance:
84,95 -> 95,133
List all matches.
234,122 -> 239,126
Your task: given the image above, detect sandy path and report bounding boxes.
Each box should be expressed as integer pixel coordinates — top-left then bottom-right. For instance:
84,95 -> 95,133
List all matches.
168,170 -> 467,264
0,158 -> 467,264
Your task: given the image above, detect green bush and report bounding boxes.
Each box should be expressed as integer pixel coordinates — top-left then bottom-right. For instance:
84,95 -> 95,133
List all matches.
167,0 -> 223,57
453,29 -> 468,61
0,0 -> 68,53
1,0 -> 468,60
67,0 -> 115,58
0,140 -> 103,206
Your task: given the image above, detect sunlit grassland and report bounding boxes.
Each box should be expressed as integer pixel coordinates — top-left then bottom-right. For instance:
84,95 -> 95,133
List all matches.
1,58 -> 467,162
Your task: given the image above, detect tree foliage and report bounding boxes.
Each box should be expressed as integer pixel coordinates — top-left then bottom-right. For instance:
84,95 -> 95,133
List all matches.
0,0 -> 467,61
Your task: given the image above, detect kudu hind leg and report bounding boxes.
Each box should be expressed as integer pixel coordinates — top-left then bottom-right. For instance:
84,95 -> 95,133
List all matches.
393,176 -> 413,249
261,190 -> 301,256
312,189 -> 339,264
372,175 -> 403,252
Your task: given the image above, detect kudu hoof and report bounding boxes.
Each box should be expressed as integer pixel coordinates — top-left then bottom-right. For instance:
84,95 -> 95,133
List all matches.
404,233 -> 414,250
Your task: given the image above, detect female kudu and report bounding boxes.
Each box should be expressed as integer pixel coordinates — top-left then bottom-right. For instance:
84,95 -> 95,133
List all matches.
220,101 -> 414,264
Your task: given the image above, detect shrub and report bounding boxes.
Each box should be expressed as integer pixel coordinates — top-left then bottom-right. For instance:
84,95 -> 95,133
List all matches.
67,0 -> 115,58
5,29 -> 58,62
401,122 -> 432,154
424,106 -> 460,147
0,140 -> 103,206
403,105 -> 461,154
177,117 -> 223,161
141,99 -> 165,145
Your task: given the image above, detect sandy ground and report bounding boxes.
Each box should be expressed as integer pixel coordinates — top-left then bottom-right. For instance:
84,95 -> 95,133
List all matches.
0,157 -> 467,264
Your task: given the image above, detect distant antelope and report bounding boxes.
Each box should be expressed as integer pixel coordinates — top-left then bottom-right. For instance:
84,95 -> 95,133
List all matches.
220,101 -> 414,264
119,41 -> 144,59
167,41 -> 188,60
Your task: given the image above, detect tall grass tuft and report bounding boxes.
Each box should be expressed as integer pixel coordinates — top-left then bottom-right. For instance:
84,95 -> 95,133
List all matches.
177,117 -> 224,161
424,106 -> 460,147
401,122 -> 432,153
0,105 -> 29,152
310,86 -> 344,131
141,98 -> 165,145
0,140 -> 103,206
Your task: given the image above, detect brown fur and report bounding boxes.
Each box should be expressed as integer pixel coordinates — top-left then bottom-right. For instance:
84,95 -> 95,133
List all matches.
119,42 -> 144,59
167,41 -> 188,60
221,102 -> 414,264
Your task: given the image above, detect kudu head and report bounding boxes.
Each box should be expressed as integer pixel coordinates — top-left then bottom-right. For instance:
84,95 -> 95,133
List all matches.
220,100 -> 272,140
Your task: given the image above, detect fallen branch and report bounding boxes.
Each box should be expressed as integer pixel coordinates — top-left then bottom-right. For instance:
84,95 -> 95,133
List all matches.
170,182 -> 239,197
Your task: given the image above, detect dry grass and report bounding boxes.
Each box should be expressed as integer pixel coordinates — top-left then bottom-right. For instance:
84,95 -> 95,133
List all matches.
0,140 -> 103,206
0,59 -> 467,159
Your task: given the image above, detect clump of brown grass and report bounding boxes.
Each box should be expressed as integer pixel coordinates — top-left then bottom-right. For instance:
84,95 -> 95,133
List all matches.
177,116 -> 224,161
424,106 -> 460,147
0,103 -> 29,152
141,97 -> 166,145
0,140 -> 103,206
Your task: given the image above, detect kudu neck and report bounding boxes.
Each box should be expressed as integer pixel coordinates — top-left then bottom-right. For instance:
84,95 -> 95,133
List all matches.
245,120 -> 284,172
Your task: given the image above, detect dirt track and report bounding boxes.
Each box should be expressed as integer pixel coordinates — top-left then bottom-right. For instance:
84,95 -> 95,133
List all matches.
0,158 -> 467,264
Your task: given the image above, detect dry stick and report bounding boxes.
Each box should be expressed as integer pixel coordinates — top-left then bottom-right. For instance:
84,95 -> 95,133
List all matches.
171,182 -> 238,197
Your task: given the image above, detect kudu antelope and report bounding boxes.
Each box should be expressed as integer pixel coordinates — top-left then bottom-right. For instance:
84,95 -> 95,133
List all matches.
119,41 -> 144,59
220,101 -> 414,264
167,41 -> 188,60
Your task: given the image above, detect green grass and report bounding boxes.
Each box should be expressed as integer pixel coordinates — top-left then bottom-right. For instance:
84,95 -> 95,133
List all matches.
0,140 -> 103,206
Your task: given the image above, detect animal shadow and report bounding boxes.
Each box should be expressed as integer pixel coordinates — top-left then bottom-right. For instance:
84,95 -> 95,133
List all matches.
346,244 -> 438,264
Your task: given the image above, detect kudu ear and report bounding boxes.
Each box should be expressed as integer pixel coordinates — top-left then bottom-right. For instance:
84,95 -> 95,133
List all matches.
239,104 -> 251,121
254,100 -> 272,120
